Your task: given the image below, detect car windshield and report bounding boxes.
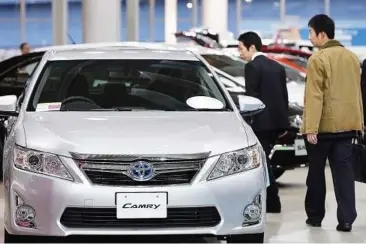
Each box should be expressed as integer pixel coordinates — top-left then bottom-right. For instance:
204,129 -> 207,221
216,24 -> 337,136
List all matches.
201,54 -> 246,77
27,59 -> 230,112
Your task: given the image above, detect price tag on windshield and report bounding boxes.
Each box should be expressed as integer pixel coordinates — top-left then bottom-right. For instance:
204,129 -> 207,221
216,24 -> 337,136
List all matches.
36,103 -> 61,112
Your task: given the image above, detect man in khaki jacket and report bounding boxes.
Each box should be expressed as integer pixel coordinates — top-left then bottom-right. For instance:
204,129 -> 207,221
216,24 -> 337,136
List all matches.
301,14 -> 363,232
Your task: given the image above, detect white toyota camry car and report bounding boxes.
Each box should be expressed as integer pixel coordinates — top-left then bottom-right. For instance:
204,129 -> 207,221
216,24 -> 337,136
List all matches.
0,45 -> 268,243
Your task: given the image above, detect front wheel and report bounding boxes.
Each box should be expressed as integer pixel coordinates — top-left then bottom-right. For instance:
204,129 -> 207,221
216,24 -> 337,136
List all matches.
226,233 -> 264,243
0,138 -> 3,182
4,229 -> 27,243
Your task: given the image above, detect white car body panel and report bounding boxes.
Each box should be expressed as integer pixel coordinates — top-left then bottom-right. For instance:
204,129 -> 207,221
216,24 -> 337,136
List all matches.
3,45 -> 268,240
22,112 -> 256,157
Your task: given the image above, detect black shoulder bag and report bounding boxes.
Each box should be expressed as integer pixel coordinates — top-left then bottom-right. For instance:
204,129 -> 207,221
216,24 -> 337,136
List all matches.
353,131 -> 366,183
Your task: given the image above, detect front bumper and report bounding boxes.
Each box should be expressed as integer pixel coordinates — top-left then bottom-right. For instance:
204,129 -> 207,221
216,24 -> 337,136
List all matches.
4,156 -> 267,237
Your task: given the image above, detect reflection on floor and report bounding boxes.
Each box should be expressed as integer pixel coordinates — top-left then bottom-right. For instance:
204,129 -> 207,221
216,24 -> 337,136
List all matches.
266,167 -> 366,243
0,167 -> 365,243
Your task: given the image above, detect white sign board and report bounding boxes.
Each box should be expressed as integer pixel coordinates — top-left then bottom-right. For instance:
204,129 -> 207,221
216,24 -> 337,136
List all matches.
116,192 -> 168,219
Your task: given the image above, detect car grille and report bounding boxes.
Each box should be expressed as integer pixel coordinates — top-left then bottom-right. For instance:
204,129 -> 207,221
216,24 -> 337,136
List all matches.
71,152 -> 209,186
60,207 -> 221,228
84,170 -> 198,186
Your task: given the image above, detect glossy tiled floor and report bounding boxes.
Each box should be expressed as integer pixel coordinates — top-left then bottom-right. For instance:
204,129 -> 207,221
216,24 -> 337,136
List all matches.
0,167 -> 365,243
265,167 -> 366,243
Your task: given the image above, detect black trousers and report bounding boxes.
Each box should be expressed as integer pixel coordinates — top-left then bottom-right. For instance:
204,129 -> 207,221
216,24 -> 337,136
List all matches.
305,137 -> 357,224
254,131 -> 281,207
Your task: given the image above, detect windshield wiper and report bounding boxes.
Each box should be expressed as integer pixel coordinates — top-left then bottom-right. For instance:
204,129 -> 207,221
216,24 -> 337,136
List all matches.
187,108 -> 231,111
90,108 -> 133,111
115,108 -> 133,111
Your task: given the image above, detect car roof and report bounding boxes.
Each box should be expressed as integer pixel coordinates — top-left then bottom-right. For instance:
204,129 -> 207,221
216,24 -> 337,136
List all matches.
139,43 -> 225,55
35,42 -> 226,56
43,44 -> 201,61
33,42 -> 130,52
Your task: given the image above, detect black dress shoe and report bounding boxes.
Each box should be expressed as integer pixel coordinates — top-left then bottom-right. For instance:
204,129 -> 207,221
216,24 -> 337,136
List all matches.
267,200 -> 281,213
267,207 -> 281,213
337,223 -> 352,232
306,219 -> 321,227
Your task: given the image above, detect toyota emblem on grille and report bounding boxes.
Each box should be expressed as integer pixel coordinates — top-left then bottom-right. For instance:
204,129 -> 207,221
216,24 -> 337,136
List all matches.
128,161 -> 155,181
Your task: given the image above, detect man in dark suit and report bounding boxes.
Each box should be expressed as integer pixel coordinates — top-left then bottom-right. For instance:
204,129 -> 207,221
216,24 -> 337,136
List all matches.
238,31 -> 289,213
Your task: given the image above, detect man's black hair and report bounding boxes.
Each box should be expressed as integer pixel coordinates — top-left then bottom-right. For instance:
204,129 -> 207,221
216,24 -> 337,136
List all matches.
308,14 -> 335,39
237,31 -> 262,51
19,42 -> 28,50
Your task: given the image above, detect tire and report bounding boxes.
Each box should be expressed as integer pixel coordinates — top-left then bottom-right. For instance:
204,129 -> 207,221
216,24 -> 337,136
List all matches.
4,229 -> 48,243
4,229 -> 26,243
226,233 -> 264,243
0,138 -> 3,182
273,168 -> 285,179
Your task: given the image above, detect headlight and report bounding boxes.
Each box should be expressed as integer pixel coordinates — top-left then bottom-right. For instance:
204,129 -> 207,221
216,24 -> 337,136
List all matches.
207,144 -> 261,181
13,146 -> 73,181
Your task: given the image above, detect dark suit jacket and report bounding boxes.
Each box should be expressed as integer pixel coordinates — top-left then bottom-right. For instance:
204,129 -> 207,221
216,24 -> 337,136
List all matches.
361,59 -> 366,125
244,55 -> 289,131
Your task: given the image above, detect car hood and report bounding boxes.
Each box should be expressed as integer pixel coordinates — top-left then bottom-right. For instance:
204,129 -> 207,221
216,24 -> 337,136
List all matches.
21,112 -> 255,158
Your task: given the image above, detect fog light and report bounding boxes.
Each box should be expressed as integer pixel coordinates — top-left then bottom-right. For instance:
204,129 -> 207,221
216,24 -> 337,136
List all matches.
14,193 -> 36,229
15,205 -> 36,228
243,204 -> 261,222
243,193 -> 262,226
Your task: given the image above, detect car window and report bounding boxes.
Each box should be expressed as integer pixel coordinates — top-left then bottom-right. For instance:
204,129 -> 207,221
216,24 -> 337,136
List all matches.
23,61 -> 39,75
0,59 -> 41,90
28,59 -> 231,112
216,73 -> 237,88
283,65 -> 305,83
202,54 -> 242,69
201,54 -> 246,77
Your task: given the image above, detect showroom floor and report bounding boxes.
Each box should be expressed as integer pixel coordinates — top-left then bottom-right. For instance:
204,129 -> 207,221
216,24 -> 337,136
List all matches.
0,167 -> 365,243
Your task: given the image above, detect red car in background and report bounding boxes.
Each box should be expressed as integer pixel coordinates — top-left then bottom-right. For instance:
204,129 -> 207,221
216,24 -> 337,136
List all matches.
262,46 -> 312,60
267,56 -> 306,83
268,54 -> 307,73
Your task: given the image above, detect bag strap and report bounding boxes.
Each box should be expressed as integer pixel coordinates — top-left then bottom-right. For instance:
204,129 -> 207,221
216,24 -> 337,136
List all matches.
353,131 -> 365,145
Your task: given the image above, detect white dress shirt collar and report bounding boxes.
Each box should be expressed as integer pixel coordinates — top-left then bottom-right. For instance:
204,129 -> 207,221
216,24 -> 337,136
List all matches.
251,52 -> 266,61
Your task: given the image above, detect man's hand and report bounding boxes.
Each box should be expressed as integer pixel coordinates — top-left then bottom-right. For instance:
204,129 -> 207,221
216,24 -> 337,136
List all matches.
307,133 -> 318,144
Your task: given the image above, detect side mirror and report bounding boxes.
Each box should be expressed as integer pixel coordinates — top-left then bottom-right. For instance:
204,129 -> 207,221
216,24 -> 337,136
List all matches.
238,95 -> 265,117
0,95 -> 19,116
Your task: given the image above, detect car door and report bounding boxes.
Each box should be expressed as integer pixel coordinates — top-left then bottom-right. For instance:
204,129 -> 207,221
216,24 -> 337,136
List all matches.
0,52 -> 45,98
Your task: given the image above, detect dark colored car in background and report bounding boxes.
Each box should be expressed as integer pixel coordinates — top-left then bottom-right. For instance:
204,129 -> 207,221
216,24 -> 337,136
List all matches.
0,51 -> 44,181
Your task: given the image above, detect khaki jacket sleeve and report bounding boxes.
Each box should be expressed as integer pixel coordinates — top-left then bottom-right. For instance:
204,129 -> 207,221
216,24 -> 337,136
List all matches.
360,88 -> 364,128
302,55 -> 325,134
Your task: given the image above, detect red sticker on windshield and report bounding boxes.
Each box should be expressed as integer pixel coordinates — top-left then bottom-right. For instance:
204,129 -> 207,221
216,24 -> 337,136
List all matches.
36,103 -> 61,112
